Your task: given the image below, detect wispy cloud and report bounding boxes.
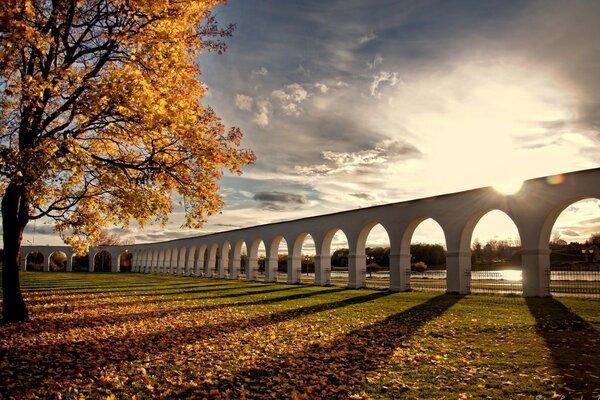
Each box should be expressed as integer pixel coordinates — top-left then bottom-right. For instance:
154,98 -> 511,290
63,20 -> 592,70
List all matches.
253,98 -> 272,127
234,94 -> 254,111
253,191 -> 308,211
359,32 -> 377,44
370,71 -> 400,97
251,66 -> 268,77
295,139 -> 421,176
271,83 -> 309,116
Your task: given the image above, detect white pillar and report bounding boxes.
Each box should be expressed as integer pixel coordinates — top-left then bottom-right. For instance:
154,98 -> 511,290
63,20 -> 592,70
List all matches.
348,254 -> 366,289
389,253 -> 411,291
314,255 -> 331,286
288,256 -> 301,284
264,257 -> 278,282
111,251 -> 121,272
218,252 -> 228,279
205,256 -> 215,278
521,248 -> 551,297
246,257 -> 258,281
66,254 -> 73,272
88,251 -> 94,272
230,256 -> 241,279
446,251 -> 471,294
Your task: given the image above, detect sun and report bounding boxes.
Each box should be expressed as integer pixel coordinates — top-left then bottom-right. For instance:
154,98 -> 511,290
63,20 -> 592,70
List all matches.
493,178 -> 523,195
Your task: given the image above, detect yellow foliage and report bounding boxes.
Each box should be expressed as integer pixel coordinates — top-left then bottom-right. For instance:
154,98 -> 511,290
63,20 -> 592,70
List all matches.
0,0 -> 255,254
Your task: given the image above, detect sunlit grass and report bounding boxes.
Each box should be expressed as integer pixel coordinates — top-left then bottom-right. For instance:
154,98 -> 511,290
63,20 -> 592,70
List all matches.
1,272 -> 599,399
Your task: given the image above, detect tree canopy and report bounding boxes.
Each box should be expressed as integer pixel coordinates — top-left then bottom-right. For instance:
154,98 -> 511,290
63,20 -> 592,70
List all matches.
0,0 -> 254,322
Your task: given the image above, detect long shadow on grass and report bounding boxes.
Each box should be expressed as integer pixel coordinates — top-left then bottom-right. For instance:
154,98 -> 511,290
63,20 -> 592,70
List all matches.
6,286 -> 351,339
178,293 -> 464,398
526,297 -> 600,398
0,290 -> 396,397
23,281 -> 239,301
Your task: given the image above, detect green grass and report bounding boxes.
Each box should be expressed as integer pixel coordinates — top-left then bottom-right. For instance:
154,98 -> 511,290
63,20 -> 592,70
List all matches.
1,272 -> 599,399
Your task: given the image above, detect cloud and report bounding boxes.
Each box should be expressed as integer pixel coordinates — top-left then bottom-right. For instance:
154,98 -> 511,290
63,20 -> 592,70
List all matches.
253,98 -> 272,127
253,191 -> 307,204
295,139 -> 421,177
314,82 -> 329,93
359,32 -> 377,44
350,193 -> 375,201
271,83 -> 309,116
367,53 -> 384,70
297,64 -> 310,77
253,191 -> 307,212
251,66 -> 268,77
561,229 -> 580,237
370,71 -> 400,97
234,94 -> 254,111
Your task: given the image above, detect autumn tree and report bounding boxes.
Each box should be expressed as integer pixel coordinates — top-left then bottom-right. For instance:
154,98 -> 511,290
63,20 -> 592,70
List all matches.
0,0 -> 255,322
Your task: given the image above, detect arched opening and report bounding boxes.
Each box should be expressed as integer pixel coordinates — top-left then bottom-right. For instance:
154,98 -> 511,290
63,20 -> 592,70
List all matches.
197,244 -> 207,277
163,248 -> 172,274
26,252 -> 44,271
364,223 -> 391,289
470,210 -> 522,294
119,251 -> 132,272
219,242 -> 231,278
250,239 -> 265,282
404,218 -> 447,292
169,247 -> 178,275
231,240 -> 247,280
201,246 -> 209,277
547,198 -> 600,297
187,245 -> 197,276
325,229 -> 350,287
49,251 -> 67,272
177,246 -> 187,275
266,236 -> 288,282
157,250 -> 165,273
291,233 -> 315,284
94,250 -> 112,272
152,250 -> 159,273
207,244 -> 219,277
72,254 -> 89,272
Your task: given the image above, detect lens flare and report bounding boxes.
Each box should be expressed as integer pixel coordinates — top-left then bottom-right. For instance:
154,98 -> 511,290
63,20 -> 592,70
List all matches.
493,179 -> 523,195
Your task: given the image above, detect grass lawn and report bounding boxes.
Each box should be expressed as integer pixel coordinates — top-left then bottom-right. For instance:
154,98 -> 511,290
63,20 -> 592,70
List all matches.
1,272 -> 599,399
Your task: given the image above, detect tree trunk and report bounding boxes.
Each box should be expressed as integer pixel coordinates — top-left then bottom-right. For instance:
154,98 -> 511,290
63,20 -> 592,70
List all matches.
2,183 -> 30,323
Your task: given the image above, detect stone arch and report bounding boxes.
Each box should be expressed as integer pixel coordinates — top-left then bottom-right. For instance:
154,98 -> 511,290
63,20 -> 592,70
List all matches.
152,249 -> 159,273
266,236 -> 288,283
540,196 -> 600,250
177,246 -> 187,275
167,247 -> 177,275
94,250 -> 112,272
398,217 -> 448,292
163,248 -> 172,274
197,243 -> 208,277
118,250 -> 132,272
219,241 -> 231,279
364,223 -> 391,289
247,238 -> 265,282
48,251 -> 67,272
319,228 -> 350,287
290,233 -> 315,284
230,240 -> 246,280
186,245 -> 197,276
26,251 -> 44,271
545,197 -> 600,296
156,249 -> 165,274
206,243 -> 219,278
461,209 -> 523,295
349,222 -> 391,289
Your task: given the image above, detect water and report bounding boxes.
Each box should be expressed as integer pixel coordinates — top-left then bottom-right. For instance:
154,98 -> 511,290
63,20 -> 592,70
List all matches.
324,269 -> 600,282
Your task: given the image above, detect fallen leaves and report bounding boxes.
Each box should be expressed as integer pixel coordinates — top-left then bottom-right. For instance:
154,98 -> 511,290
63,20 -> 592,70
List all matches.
1,273 -> 599,399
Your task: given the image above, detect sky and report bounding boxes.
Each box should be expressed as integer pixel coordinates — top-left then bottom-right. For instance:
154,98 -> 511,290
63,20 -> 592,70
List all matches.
20,0 -> 600,250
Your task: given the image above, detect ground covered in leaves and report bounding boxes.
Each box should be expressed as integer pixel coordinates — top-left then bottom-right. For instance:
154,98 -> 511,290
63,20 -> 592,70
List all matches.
1,273 -> 599,399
